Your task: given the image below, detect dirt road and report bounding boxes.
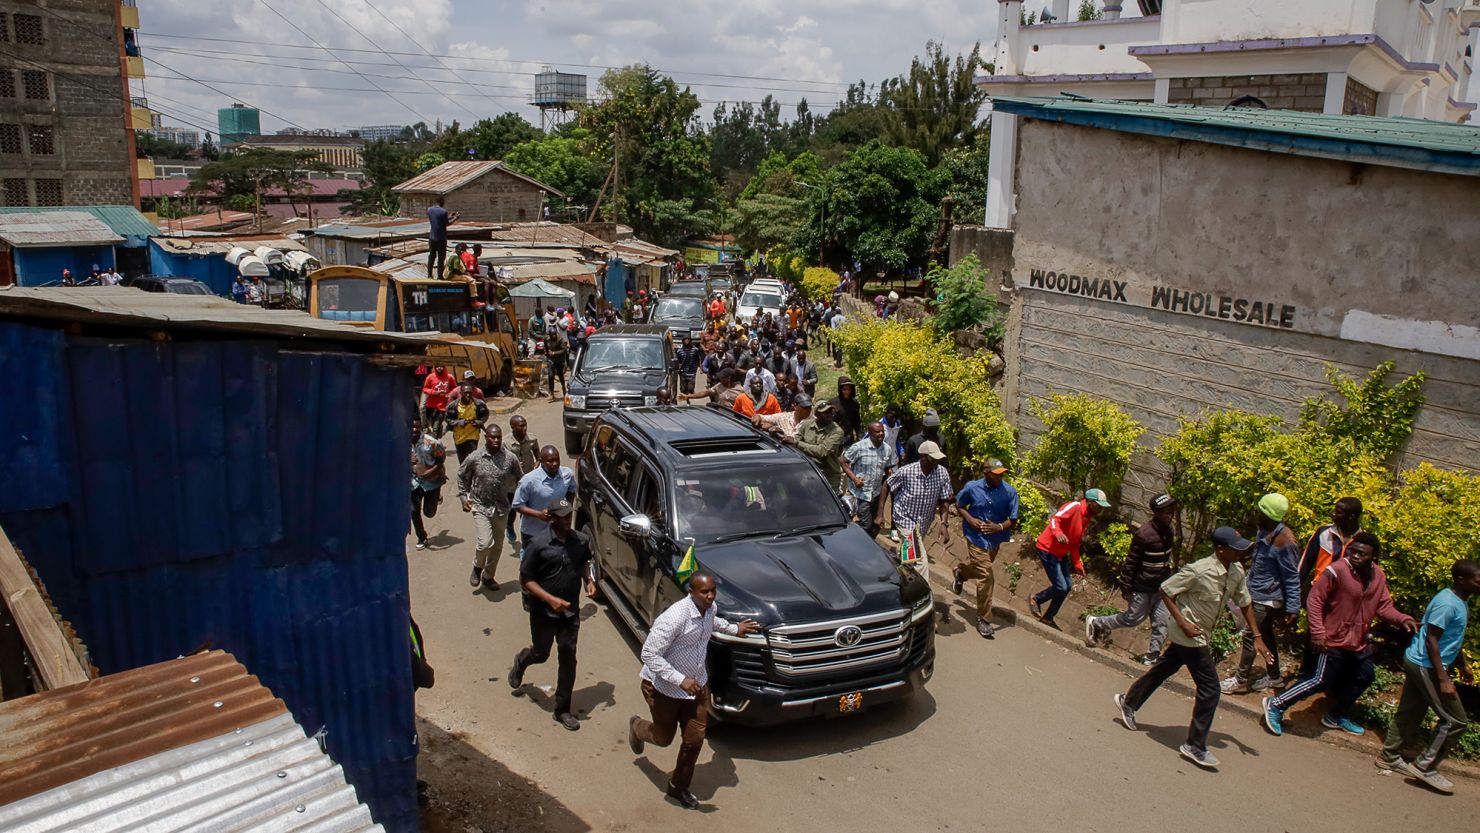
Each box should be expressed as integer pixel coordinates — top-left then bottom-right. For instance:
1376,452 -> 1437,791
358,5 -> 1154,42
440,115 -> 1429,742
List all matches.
409,397 -> 1478,833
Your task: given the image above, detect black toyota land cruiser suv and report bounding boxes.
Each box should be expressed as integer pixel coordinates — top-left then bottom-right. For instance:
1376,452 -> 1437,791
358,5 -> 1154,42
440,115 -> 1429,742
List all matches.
575,406 -> 935,725
562,324 -> 673,454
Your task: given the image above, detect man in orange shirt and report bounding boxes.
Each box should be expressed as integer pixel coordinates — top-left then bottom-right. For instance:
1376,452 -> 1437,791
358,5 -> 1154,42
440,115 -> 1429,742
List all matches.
732,376 -> 781,418
1030,488 -> 1111,627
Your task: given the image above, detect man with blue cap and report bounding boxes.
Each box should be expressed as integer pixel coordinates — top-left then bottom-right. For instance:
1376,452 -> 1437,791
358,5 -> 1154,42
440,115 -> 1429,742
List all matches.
1114,526 -> 1273,770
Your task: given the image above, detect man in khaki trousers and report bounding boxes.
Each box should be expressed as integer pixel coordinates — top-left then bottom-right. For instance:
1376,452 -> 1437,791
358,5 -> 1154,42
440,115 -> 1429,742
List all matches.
952,459 -> 1018,639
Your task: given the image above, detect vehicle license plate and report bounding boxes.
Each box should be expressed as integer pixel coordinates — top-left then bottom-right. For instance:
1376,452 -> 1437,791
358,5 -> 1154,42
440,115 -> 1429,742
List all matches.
838,691 -> 864,713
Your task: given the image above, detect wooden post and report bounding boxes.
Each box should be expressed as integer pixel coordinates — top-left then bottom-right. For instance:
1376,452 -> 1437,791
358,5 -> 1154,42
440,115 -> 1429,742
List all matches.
0,527 -> 89,690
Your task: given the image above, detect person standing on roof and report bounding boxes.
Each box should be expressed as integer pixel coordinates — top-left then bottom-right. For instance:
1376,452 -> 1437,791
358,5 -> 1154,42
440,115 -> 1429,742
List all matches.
1030,489 -> 1111,628
427,196 -> 458,279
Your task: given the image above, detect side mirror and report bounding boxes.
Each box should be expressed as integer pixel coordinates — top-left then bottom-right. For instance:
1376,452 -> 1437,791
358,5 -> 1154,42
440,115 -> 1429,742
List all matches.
619,513 -> 654,538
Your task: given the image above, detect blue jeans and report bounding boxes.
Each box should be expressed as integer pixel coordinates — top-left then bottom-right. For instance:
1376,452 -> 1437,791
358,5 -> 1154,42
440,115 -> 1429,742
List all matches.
1033,548 -> 1073,621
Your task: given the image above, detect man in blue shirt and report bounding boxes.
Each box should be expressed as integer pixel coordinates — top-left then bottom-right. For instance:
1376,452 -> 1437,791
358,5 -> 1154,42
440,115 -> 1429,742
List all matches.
511,445 -> 576,546
1377,558 -> 1480,794
426,196 -> 458,278
952,458 -> 1018,639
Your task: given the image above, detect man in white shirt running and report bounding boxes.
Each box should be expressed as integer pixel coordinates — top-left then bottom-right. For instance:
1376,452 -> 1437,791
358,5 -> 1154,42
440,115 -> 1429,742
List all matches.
627,571 -> 758,810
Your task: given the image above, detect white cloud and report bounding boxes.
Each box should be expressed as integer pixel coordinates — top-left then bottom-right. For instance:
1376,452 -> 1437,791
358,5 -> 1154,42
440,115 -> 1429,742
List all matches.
138,0 -> 997,132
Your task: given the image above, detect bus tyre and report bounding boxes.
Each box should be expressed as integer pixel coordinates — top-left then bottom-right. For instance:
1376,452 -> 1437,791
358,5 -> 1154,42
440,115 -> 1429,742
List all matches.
564,429 -> 583,456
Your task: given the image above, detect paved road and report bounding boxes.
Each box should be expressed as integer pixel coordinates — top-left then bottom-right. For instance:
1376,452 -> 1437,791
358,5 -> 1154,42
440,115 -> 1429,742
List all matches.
410,396 -> 1478,833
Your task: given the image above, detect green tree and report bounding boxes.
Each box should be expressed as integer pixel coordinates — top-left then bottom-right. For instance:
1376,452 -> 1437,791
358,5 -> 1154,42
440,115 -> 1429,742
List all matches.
1299,361 -> 1425,462
414,152 -> 446,173
1077,1 -> 1104,21
1024,393 -> 1144,502
710,99 -> 781,197
794,140 -> 941,270
809,82 -> 888,163
502,130 -> 608,214
462,113 -> 541,161
338,139 -> 417,215
189,147 -> 332,223
938,131 -> 991,218
926,253 -> 1002,341
878,41 -> 989,167
739,150 -> 823,201
579,65 -> 718,245
732,193 -> 809,254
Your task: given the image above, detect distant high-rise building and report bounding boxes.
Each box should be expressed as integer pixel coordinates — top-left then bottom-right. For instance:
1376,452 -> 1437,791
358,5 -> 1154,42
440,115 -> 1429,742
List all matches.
150,126 -> 200,148
218,103 -> 260,144
357,125 -> 407,142
0,0 -> 139,206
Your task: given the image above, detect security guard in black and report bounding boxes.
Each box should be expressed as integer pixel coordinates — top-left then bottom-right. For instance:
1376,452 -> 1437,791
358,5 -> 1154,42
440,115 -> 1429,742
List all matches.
510,498 -> 593,730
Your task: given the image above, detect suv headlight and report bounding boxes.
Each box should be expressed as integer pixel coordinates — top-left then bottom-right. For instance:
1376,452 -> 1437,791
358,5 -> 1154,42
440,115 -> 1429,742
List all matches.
566,395 -> 586,409
910,593 -> 934,623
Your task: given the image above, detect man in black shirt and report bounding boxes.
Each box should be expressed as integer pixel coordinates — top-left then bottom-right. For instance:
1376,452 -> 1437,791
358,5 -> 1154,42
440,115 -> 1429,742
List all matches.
508,498 -> 594,730
673,336 -> 702,395
1085,492 -> 1177,664
904,409 -> 942,465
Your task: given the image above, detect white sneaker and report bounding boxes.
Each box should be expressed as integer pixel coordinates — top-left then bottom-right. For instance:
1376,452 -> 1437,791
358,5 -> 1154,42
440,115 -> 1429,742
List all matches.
1180,744 -> 1219,769
1249,674 -> 1279,692
1218,676 -> 1244,694
1414,768 -> 1455,795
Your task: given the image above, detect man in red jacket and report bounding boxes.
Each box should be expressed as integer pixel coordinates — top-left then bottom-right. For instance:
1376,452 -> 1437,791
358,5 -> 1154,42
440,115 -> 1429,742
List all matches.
1263,531 -> 1417,737
1029,488 -> 1111,627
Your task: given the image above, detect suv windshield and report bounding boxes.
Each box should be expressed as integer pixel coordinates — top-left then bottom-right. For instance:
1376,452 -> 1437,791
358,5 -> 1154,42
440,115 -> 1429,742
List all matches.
579,338 -> 665,372
652,297 -> 704,321
740,291 -> 781,309
672,461 -> 846,542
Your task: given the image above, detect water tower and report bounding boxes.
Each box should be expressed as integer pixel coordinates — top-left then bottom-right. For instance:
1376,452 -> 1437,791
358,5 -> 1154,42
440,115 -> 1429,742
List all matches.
532,66 -> 587,131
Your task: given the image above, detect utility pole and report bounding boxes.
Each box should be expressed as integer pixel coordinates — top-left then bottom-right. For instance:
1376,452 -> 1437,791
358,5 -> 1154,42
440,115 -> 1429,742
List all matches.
612,123 -> 621,225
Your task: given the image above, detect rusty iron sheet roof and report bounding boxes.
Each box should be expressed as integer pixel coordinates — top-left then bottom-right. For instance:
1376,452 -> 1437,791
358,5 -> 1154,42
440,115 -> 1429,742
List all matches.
0,652 -> 383,832
0,651 -> 287,805
391,160 -> 563,196
0,286 -> 454,350
151,235 -> 308,256
0,212 -> 125,247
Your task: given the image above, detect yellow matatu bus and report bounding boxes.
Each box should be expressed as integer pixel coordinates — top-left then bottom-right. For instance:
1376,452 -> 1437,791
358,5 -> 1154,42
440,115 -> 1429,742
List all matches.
308,265 -> 520,393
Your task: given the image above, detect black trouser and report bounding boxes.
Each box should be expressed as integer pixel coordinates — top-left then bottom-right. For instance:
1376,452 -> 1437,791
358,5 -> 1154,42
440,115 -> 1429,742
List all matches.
548,356 -> 567,394
410,487 -> 440,543
514,611 -> 580,715
1235,603 -> 1284,683
427,240 -> 447,278
1125,642 -> 1220,751
455,439 -> 478,462
1269,647 -> 1375,720
678,372 -> 695,394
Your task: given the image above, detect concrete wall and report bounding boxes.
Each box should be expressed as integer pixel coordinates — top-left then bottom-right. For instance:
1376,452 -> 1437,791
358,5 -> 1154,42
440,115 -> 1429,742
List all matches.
400,171 -> 545,224
1002,118 -> 1479,506
0,0 -> 132,206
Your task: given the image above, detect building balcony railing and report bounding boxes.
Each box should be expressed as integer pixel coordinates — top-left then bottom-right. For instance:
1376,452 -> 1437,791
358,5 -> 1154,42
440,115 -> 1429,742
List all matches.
124,55 -> 143,78
120,2 -> 140,30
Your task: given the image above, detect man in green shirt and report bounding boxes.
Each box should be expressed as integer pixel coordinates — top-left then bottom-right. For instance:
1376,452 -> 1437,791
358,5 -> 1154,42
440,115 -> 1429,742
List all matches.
784,397 -> 845,489
1114,527 -> 1273,770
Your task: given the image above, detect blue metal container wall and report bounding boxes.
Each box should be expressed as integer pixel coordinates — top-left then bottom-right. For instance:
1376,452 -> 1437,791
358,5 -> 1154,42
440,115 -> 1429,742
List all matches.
147,247 -> 238,297
14,246 -> 117,285
0,322 -> 419,832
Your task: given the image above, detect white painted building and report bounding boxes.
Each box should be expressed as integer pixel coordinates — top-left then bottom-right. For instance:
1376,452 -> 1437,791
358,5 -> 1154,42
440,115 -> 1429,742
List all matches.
980,0 -> 1480,227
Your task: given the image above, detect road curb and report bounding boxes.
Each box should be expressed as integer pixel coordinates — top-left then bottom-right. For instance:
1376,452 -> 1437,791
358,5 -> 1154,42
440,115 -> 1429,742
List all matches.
488,396 -> 525,416
930,561 -> 1480,783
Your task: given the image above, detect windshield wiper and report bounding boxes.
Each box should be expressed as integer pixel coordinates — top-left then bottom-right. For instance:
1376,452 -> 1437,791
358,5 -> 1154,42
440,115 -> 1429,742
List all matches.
775,522 -> 845,537
704,532 -> 756,545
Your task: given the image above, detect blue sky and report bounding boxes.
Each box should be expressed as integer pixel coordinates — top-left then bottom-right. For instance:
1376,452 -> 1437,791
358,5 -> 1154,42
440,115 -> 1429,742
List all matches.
139,0 -> 1000,136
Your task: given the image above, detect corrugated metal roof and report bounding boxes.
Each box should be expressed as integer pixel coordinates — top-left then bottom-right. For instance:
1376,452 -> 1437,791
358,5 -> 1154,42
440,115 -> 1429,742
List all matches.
391,160 -> 563,196
990,95 -> 1480,175
151,235 -> 309,256
0,286 -> 451,349
0,206 -> 160,239
0,325 -> 418,830
0,212 -> 125,247
0,652 -> 382,832
160,210 -> 257,232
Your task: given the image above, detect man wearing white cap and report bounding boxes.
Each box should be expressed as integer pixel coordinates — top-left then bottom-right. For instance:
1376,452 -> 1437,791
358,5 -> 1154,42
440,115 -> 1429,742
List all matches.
876,440 -> 953,587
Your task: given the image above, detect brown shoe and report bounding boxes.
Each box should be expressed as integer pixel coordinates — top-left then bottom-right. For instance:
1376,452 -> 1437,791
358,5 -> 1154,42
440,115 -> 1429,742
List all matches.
628,715 -> 644,755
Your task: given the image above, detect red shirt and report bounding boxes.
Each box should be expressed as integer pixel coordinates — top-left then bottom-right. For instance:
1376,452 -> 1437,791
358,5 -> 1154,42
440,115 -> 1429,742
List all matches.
1036,499 -> 1089,573
421,370 -> 455,411
1307,559 -> 1413,652
459,250 -> 477,274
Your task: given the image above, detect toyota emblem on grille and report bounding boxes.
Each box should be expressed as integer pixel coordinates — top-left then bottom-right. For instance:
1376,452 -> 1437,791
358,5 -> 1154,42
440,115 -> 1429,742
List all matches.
834,625 -> 863,647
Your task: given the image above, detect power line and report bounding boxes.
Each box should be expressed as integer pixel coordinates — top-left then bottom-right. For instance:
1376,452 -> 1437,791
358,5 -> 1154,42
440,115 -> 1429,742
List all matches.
136,30 -> 852,88
0,48 -> 220,138
148,46 -> 531,92
147,42 -> 858,95
254,0 -> 432,124
310,0 -> 488,121
358,0 -> 516,114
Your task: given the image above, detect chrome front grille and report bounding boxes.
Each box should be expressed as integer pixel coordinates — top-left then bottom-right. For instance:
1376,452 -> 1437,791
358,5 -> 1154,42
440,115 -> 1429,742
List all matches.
766,608 -> 910,677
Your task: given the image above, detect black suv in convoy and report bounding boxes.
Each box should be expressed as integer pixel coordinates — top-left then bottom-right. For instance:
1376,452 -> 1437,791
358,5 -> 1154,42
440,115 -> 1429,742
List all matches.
647,294 -> 707,344
575,406 -> 936,725
562,324 -> 674,454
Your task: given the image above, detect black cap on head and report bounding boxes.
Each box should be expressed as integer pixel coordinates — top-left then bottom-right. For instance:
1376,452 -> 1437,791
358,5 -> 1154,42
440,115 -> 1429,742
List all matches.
549,498 -> 574,518
1211,526 -> 1252,551
1150,493 -> 1176,511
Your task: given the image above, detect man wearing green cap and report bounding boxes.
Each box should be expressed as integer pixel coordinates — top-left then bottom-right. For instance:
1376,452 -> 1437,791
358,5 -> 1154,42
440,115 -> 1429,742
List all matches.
1030,488 -> 1111,627
1221,493 -> 1302,694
